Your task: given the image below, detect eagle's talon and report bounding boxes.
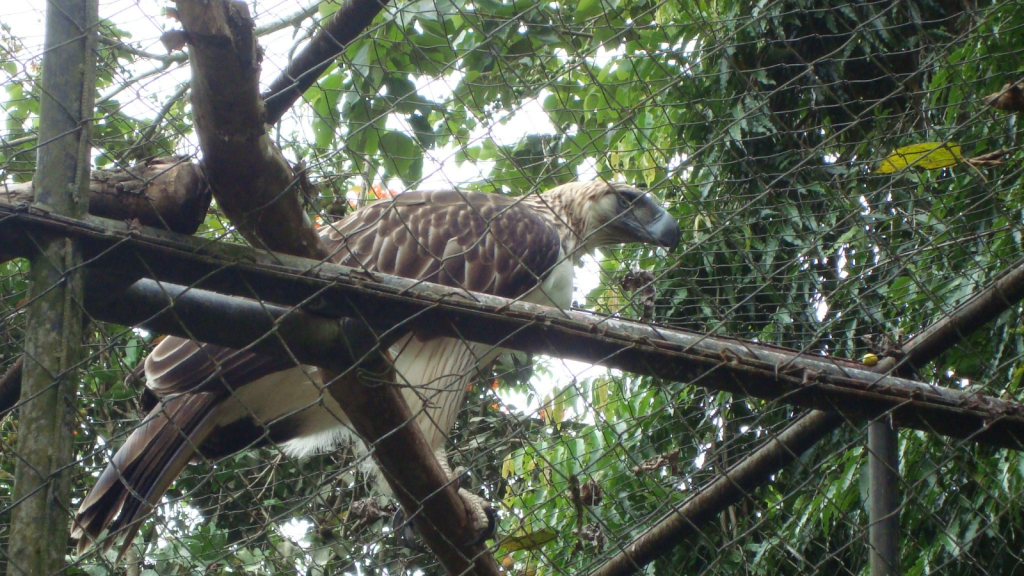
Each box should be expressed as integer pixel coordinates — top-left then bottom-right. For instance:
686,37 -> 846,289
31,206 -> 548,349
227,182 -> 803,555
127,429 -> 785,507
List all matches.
457,487 -> 497,546
391,508 -> 427,553
390,491 -> 496,550
450,465 -> 468,485
465,505 -> 498,547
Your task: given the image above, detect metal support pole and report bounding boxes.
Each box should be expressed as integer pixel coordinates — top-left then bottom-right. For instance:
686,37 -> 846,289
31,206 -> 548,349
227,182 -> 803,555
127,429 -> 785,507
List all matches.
6,0 -> 97,573
868,418 -> 900,576
589,411 -> 844,576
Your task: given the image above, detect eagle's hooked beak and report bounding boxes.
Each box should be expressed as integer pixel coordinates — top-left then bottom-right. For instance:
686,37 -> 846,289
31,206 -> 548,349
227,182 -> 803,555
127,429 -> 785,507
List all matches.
616,195 -> 680,250
642,207 -> 680,250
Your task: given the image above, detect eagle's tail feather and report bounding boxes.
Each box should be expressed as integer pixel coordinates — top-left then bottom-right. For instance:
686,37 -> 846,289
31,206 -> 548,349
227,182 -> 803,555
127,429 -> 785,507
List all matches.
391,335 -> 497,453
72,392 -> 221,558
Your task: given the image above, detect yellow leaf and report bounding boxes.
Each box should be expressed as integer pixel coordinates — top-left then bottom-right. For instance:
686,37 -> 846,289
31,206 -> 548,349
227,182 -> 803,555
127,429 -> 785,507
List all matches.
553,393 -> 565,424
877,142 -> 963,173
644,164 -> 657,187
501,453 -> 514,479
593,378 -> 608,410
499,529 -> 558,552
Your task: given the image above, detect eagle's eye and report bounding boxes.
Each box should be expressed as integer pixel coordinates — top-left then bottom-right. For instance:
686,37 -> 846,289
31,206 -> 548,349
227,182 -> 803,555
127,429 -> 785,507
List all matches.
617,195 -> 632,210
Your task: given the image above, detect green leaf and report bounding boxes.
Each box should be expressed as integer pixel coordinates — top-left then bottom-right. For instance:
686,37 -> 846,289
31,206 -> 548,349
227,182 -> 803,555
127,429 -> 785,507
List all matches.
379,130 -> 423,185
574,0 -> 604,21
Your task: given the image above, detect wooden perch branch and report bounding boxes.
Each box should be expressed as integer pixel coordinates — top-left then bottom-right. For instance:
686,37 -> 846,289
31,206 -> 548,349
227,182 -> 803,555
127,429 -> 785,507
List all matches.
3,206 -> 1024,451
1,158 -> 209,235
172,0 -> 327,259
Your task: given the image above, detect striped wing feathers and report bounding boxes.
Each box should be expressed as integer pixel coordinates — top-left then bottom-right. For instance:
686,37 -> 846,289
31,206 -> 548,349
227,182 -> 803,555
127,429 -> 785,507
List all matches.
322,190 -> 562,299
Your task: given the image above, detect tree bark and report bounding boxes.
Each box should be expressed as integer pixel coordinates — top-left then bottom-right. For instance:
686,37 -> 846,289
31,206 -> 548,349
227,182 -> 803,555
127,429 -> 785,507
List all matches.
172,0 -> 327,259
1,158 -> 209,234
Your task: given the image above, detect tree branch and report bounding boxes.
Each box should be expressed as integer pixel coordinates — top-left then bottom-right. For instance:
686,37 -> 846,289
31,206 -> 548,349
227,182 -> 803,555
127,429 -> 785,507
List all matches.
172,0 -> 327,259
1,158 -> 209,235
262,0 -> 391,125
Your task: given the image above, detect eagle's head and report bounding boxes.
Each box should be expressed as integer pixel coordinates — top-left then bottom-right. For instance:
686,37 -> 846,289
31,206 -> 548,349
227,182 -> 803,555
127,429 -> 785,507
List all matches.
543,181 -> 680,253
589,182 -> 680,250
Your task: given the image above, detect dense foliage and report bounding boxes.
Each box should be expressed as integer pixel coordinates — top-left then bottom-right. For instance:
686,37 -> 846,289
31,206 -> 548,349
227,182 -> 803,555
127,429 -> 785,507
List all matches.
2,0 -> 1024,574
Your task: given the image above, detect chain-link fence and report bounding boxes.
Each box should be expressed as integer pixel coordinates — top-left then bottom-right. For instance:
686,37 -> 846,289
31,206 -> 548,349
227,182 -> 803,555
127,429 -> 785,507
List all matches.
2,0 -> 1024,574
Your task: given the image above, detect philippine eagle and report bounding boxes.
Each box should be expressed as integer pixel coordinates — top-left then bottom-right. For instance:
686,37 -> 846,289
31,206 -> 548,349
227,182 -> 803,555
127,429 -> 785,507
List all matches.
72,181 -> 680,554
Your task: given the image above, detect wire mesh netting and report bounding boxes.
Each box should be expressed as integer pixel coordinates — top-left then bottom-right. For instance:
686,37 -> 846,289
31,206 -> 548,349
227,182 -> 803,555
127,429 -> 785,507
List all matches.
2,0 -> 1024,574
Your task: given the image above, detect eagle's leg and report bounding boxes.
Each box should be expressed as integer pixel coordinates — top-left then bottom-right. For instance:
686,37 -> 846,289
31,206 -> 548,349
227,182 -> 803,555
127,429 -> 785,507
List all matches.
391,449 -> 496,550
433,448 -> 497,546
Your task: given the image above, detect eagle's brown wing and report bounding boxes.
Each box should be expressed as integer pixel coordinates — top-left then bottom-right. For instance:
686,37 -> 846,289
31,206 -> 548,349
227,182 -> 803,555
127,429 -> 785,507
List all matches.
144,189 -> 562,403
323,189 -> 562,297
74,190 -> 565,554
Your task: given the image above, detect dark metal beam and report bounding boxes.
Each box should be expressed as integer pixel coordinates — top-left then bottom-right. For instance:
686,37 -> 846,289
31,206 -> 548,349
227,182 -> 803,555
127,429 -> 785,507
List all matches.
84,275 -> 386,373
589,411 -> 845,576
3,205 -> 1024,450
868,419 -> 900,576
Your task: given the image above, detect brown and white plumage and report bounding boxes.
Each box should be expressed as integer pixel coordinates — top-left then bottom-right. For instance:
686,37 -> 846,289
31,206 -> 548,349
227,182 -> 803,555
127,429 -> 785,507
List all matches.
72,181 -> 680,555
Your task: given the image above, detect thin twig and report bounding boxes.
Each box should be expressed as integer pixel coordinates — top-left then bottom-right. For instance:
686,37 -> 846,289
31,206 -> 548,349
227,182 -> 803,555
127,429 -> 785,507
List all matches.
131,82 -> 190,150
